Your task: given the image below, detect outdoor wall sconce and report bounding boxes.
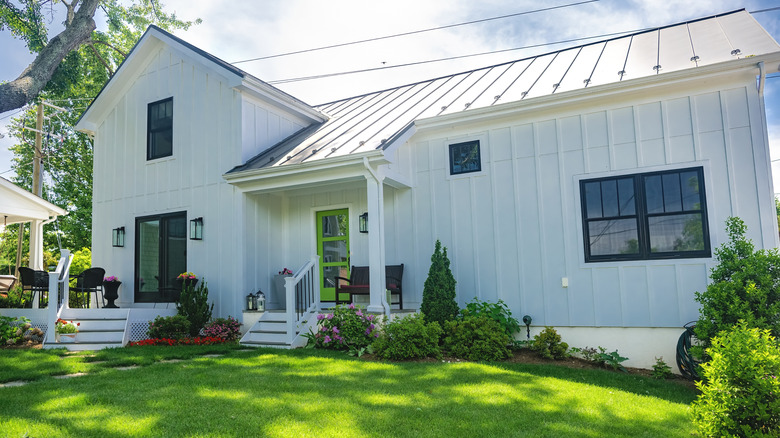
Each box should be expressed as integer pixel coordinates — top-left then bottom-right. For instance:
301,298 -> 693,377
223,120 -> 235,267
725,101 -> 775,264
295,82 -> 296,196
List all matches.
112,227 -> 125,247
359,212 -> 368,233
190,217 -> 203,240
522,315 -> 532,340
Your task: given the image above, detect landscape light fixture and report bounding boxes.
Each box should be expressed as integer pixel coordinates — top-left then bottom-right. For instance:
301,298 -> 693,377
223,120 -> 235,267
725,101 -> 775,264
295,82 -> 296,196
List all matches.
522,315 -> 532,340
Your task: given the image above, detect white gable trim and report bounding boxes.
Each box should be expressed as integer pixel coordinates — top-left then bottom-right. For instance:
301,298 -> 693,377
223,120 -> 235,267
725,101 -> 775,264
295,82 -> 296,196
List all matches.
0,177 -> 66,224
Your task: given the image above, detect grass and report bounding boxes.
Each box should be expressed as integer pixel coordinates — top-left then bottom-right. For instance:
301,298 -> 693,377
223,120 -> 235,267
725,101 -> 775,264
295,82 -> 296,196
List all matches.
0,347 -> 697,437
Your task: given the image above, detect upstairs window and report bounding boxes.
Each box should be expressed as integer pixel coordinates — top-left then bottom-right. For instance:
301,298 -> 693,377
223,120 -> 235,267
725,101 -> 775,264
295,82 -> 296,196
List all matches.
580,167 -> 710,262
449,140 -> 481,175
147,97 -> 173,160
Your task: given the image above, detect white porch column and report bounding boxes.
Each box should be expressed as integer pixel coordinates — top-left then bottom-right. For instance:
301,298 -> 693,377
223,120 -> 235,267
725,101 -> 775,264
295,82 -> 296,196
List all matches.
29,219 -> 44,270
364,160 -> 386,314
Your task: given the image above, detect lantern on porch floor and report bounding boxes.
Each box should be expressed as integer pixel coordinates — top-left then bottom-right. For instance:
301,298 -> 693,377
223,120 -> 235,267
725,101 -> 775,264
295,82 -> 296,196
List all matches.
256,290 -> 266,311
246,292 -> 256,311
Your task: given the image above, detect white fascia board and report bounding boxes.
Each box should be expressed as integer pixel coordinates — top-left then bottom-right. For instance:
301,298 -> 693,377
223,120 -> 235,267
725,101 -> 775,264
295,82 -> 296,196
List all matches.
237,78 -> 327,124
415,52 -> 780,132
76,28 -> 243,135
223,150 -> 387,189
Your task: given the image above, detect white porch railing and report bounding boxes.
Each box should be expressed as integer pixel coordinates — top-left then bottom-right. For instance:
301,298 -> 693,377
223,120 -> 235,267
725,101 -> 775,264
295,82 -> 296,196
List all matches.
44,250 -> 73,345
284,255 -> 320,345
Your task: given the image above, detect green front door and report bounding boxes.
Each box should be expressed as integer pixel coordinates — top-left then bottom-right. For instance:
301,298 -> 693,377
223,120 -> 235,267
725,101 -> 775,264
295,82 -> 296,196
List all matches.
316,209 -> 350,302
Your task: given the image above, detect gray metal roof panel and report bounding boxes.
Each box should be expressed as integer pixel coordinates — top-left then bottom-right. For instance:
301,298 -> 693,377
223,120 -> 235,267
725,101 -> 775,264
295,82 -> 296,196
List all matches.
237,9 -> 779,172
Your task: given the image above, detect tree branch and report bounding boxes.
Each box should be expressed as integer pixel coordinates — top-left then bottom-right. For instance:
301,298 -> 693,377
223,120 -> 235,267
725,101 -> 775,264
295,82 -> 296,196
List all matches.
0,0 -> 100,114
86,41 -> 113,76
88,38 -> 127,58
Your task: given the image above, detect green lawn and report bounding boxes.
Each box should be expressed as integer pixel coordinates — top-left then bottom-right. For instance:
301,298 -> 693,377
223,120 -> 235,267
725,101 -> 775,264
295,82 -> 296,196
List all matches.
0,347 -> 697,437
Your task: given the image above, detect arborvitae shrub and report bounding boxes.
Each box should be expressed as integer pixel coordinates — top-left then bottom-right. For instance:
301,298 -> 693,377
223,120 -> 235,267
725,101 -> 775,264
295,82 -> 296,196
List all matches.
420,240 -> 459,326
692,322 -> 780,437
176,280 -> 214,337
694,217 -> 780,355
443,316 -> 512,361
372,313 -> 442,360
531,326 -> 569,360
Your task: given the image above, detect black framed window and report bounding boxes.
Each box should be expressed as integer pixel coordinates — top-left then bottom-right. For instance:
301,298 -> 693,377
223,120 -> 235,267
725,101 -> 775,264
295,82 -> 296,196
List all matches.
147,97 -> 173,160
580,167 -> 710,262
449,140 -> 481,175
135,212 -> 186,302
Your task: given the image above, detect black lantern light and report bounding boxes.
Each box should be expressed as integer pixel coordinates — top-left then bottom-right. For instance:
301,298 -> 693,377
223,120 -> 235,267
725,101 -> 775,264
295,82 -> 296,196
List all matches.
359,212 -> 368,233
522,315 -> 532,340
112,227 -> 125,247
190,217 -> 203,240
246,292 -> 256,311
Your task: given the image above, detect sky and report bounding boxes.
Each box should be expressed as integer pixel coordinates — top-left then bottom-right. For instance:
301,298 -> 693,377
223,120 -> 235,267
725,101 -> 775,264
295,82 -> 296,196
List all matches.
1,0 -> 779,189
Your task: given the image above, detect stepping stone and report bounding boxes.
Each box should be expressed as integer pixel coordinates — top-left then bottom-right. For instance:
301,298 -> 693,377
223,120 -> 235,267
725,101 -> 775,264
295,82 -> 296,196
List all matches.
159,359 -> 183,364
0,381 -> 28,388
201,354 -> 223,358
114,366 -> 139,371
54,373 -> 88,379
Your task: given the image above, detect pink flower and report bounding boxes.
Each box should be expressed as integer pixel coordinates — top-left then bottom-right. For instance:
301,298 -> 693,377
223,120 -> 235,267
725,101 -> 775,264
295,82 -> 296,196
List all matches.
327,314 -> 334,320
323,335 -> 331,344
332,327 -> 340,334
348,303 -> 355,309
317,314 -> 325,320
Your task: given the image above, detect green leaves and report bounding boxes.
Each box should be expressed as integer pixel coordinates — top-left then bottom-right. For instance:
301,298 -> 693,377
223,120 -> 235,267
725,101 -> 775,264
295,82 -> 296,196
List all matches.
420,240 -> 459,326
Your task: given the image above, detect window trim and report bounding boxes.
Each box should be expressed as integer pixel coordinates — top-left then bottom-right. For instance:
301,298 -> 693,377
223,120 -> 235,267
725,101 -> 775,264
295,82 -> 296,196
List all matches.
147,97 -> 173,161
448,140 -> 482,175
580,166 -> 711,263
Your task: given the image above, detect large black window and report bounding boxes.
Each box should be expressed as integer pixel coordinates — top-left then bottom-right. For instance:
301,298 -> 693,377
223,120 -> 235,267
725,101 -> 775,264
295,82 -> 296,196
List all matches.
580,167 -> 710,262
147,97 -> 173,160
135,212 -> 186,302
449,140 -> 481,175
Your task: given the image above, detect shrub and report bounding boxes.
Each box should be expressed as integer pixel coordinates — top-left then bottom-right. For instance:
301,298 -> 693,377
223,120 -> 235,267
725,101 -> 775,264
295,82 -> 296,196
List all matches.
147,315 -> 191,340
692,322 -> 780,437
571,346 -> 606,364
461,298 -> 520,339
694,217 -> 780,356
372,313 -> 442,360
0,284 -> 25,308
176,280 -> 214,337
443,316 -> 512,361
309,304 -> 379,355
652,357 -> 673,380
0,316 -> 41,345
531,327 -> 569,360
202,316 -> 242,342
420,240 -> 459,326
599,350 -> 629,372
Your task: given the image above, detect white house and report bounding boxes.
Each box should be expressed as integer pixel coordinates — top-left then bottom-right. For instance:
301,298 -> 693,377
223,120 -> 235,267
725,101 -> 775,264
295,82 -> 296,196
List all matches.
70,9 -> 780,367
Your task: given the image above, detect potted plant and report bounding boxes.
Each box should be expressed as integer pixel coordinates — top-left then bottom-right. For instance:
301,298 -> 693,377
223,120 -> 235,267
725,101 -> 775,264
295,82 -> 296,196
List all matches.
173,272 -> 198,301
102,275 -> 121,308
55,318 -> 79,342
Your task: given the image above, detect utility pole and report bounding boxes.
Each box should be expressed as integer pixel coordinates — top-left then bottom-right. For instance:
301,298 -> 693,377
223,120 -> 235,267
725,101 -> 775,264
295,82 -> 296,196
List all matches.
33,102 -> 43,197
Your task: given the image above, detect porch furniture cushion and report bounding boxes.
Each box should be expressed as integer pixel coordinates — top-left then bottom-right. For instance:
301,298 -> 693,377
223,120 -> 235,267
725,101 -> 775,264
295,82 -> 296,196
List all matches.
0,275 -> 15,294
335,264 -> 404,309
71,267 -> 106,308
18,267 -> 49,307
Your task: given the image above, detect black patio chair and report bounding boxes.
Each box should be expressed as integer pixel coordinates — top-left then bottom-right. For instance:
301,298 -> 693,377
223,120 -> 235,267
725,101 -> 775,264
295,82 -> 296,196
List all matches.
71,267 -> 106,308
18,267 -> 48,308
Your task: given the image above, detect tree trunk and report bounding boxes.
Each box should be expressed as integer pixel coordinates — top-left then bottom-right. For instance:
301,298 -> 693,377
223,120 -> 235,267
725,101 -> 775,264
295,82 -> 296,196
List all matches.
0,0 -> 101,113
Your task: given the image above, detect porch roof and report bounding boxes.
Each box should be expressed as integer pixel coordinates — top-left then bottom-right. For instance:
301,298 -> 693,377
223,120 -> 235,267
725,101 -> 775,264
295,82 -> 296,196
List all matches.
227,9 -> 779,175
0,177 -> 66,225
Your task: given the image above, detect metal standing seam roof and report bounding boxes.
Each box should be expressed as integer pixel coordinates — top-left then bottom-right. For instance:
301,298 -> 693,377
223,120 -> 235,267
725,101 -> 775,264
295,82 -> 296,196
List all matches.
230,9 -> 780,173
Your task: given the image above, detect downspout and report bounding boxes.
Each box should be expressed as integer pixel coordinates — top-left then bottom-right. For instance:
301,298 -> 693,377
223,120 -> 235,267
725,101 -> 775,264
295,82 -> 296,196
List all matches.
363,157 -> 391,318
757,61 -> 779,246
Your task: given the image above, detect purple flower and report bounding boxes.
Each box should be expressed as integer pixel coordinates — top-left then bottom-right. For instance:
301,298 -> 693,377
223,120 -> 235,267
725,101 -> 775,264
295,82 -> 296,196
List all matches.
365,328 -> 372,335
333,327 -> 340,334
367,315 -> 374,321
356,310 -> 363,317
320,325 -> 326,332
317,314 -> 325,320
327,314 -> 334,320
323,335 -> 331,344
369,324 -> 375,330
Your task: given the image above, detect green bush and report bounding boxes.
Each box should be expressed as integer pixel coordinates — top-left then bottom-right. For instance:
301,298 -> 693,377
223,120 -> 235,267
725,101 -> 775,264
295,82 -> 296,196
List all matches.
652,357 -> 673,380
308,304 -> 379,356
147,315 -> 191,340
461,298 -> 520,339
0,284 -> 26,308
692,322 -> 780,437
531,327 -> 569,360
420,240 -> 459,326
372,313 -> 442,360
176,280 -> 214,337
443,316 -> 512,361
695,217 -> 780,356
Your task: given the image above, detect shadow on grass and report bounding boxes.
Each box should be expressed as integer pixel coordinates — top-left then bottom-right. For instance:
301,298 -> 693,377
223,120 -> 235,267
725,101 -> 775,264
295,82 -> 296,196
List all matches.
0,347 -> 696,437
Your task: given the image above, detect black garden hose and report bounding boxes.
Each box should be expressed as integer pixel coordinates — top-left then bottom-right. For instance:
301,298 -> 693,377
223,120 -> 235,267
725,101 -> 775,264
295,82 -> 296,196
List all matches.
676,321 -> 701,380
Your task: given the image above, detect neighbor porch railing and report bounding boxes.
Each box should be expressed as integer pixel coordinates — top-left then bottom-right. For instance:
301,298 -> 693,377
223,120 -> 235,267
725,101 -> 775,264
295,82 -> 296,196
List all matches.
284,255 -> 320,345
44,250 -> 73,345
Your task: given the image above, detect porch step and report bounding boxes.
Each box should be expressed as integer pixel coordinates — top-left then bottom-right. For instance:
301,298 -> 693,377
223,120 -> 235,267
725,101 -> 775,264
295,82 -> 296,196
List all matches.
45,310 -> 129,351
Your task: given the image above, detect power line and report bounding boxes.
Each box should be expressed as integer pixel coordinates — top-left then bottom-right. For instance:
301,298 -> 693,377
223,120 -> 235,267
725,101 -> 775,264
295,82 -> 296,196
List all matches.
232,0 -> 601,64
268,28 -> 640,85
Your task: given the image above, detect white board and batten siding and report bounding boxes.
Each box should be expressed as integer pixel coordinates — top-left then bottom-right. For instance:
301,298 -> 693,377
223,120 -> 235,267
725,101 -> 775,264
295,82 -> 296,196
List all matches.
92,43 -> 309,318
398,78 -> 777,335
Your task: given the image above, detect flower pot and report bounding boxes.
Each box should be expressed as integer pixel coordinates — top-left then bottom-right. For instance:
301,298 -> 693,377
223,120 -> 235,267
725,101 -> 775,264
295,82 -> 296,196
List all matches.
58,333 -> 76,343
102,281 -> 121,308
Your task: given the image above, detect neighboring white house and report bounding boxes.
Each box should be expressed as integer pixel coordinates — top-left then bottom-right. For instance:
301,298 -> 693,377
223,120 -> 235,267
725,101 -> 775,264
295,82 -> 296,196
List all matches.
75,9 -> 780,367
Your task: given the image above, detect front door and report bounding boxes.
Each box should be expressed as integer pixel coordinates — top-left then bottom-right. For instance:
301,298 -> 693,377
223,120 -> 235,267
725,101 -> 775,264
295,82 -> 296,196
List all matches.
135,212 -> 187,302
316,209 -> 350,302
